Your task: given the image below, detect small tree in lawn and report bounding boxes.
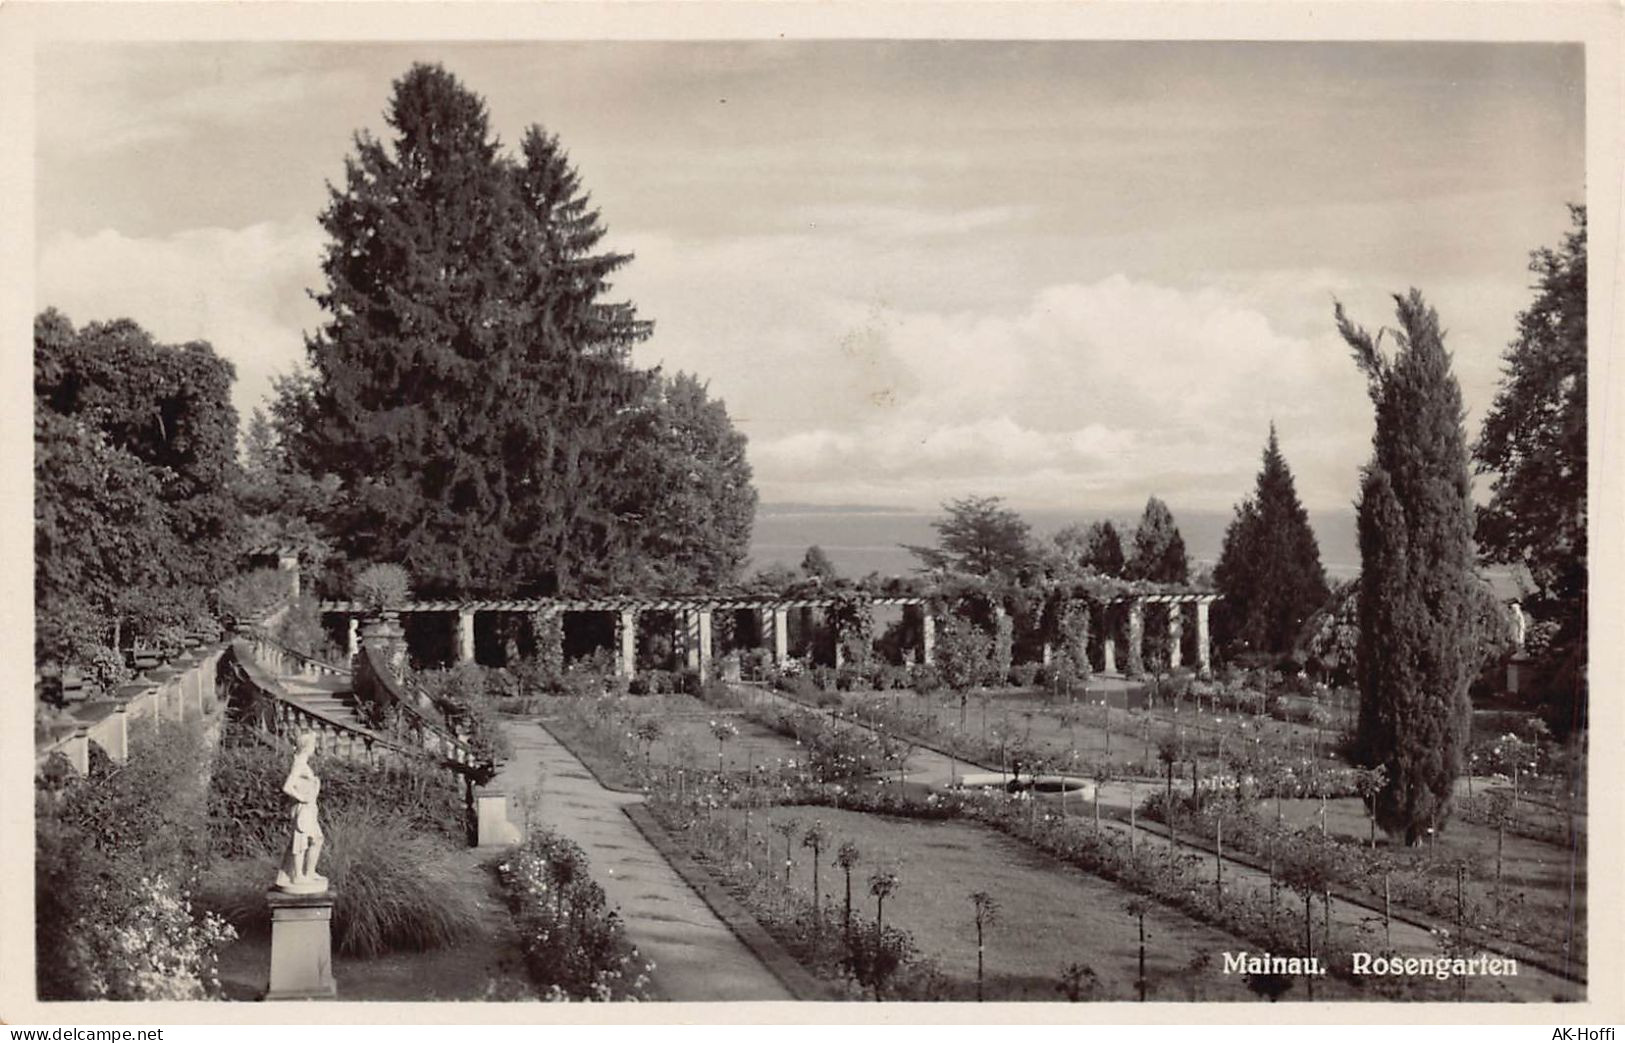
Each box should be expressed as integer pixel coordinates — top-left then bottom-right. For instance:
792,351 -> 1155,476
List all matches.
802,820 -> 830,919
772,817 -> 801,886
1489,733 -> 1538,803
1125,898 -> 1150,1001
635,717 -> 663,770
1056,962 -> 1098,1002
835,841 -> 861,937
1157,736 -> 1181,848
937,614 -> 991,731
709,717 -> 738,773
1092,763 -> 1112,832
1354,764 -> 1389,849
869,870 -> 899,937
1280,841 -> 1335,1000
1485,790 -> 1514,914
969,890 -> 999,1001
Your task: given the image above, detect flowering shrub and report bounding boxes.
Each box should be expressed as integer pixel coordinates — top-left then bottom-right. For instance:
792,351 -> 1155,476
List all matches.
497,830 -> 652,1000
41,868 -> 236,1001
36,720 -> 233,1000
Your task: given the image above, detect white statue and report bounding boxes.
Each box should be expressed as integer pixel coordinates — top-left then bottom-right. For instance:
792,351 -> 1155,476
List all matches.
275,732 -> 328,893
1511,601 -> 1527,653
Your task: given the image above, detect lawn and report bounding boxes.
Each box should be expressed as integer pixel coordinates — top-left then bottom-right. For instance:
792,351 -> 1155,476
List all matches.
723,805 -> 1357,1001
537,693 -> 806,785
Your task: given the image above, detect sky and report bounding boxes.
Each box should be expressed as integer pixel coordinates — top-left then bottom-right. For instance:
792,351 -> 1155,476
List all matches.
34,41 -> 1586,515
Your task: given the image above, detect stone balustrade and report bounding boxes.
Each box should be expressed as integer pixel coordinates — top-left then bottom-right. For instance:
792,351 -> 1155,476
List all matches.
34,643 -> 228,775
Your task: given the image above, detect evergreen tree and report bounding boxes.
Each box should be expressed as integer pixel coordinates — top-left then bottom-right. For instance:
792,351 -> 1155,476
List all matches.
1082,520 -> 1127,577
1337,290 -> 1477,844
287,64 -> 746,597
1474,206 -> 1587,734
1214,425 -> 1330,653
1125,497 -> 1188,583
1054,520 -> 1125,577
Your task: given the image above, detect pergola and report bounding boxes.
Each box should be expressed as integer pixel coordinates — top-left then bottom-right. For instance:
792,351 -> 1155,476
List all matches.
319,588 -> 1220,678
319,594 -> 932,678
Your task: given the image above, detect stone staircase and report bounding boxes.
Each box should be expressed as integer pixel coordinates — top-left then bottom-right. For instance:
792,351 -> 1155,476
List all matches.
277,674 -> 369,733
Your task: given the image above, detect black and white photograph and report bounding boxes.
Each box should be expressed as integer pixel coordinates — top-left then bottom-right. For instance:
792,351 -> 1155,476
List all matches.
7,2 -> 1619,1023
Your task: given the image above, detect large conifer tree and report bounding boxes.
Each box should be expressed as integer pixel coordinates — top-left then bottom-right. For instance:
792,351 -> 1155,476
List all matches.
1214,425 -> 1330,654
289,64 -> 748,597
1337,290 -> 1477,844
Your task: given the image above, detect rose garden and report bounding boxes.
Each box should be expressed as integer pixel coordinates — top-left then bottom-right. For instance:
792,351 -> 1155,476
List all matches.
33,63 -> 1588,1005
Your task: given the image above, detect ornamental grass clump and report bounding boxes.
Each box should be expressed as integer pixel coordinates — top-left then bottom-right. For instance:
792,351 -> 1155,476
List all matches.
321,808 -> 485,956
198,806 -> 485,958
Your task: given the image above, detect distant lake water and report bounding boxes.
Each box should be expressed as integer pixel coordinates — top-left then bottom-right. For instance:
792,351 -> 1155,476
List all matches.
748,504 -> 1365,582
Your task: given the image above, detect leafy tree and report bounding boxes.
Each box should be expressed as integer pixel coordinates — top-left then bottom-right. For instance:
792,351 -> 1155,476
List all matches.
801,545 -> 837,582
1474,206 -> 1587,735
610,373 -> 756,591
35,310 -> 241,662
1214,425 -> 1330,653
1125,497 -> 1189,583
906,496 -> 1032,579
237,404 -> 339,579
1337,290 -> 1478,845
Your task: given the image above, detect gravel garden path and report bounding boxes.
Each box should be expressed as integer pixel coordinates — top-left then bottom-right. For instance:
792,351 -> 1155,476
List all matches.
489,717 -> 795,1001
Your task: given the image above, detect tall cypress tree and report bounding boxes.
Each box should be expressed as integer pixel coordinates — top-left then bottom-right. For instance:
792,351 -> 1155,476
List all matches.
1214,425 -> 1330,654
1337,290 -> 1477,845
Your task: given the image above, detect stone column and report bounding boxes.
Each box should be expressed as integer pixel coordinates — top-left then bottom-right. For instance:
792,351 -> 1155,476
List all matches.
475,789 -> 518,847
456,609 -> 476,665
266,890 -> 338,1000
771,607 -> 790,664
194,662 -> 209,717
680,610 -> 701,671
107,702 -> 130,763
1166,602 -> 1184,670
921,610 -> 936,666
1126,599 -> 1145,677
1195,600 -> 1212,678
697,609 -> 714,678
617,609 -> 638,679
67,726 -> 90,777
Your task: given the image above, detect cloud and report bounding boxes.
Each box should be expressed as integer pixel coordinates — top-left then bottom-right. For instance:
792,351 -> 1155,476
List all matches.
37,222 -> 324,423
618,225 -> 1380,511
37,45 -> 367,158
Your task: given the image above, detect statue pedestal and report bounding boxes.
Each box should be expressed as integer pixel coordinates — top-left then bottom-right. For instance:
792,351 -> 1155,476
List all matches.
265,888 -> 337,1000
475,789 -> 520,848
